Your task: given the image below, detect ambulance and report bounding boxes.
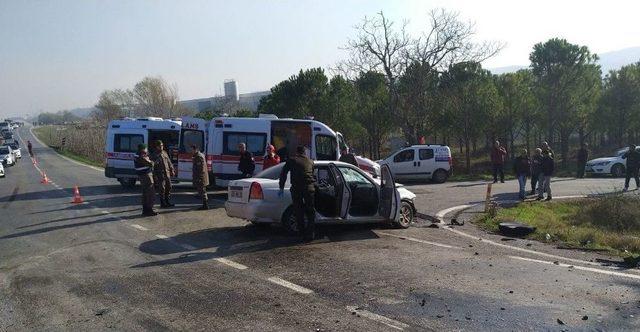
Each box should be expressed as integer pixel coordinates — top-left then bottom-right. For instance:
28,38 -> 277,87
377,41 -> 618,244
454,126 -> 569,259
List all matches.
105,117 -> 181,187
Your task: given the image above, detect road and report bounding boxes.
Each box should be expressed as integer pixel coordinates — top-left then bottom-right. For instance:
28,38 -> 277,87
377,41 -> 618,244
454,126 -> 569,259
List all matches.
1,125 -> 638,331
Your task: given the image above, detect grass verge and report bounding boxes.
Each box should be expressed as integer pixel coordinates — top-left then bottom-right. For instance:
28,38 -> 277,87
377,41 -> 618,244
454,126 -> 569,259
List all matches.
32,126 -> 104,169
475,194 -> 640,257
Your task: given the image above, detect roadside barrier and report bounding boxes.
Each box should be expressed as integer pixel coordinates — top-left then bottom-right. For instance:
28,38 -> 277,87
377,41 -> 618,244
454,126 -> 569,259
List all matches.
71,185 -> 83,204
484,183 -> 493,212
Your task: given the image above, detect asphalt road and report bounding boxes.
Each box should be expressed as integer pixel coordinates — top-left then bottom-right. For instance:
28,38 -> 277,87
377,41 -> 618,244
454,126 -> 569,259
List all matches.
1,125 -> 639,331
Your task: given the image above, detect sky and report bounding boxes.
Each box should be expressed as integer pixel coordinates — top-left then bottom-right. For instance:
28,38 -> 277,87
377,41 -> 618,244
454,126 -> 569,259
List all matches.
1,0 -> 639,118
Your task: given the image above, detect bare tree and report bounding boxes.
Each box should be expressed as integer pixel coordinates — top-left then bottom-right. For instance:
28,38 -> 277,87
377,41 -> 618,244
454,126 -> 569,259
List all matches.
93,89 -> 134,124
132,76 -> 182,118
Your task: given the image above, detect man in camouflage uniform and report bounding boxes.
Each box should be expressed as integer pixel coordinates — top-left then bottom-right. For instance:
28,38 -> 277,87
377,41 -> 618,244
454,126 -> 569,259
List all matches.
192,144 -> 210,210
279,145 -> 317,241
134,144 -> 157,216
152,140 -> 175,208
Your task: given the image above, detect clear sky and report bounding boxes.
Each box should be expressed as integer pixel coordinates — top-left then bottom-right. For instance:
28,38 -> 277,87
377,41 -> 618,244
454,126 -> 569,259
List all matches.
1,0 -> 639,118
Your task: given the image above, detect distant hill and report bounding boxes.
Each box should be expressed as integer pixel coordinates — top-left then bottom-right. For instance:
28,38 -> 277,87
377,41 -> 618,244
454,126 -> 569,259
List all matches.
489,46 -> 640,75
68,107 -> 96,118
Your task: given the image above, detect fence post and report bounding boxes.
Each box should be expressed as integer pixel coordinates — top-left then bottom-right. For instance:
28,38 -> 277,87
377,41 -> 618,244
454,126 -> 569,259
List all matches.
484,183 -> 493,212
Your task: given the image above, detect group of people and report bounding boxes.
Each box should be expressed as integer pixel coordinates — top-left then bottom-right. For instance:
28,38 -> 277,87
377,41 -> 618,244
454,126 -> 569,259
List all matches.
134,141 -> 209,216
491,140 -> 556,201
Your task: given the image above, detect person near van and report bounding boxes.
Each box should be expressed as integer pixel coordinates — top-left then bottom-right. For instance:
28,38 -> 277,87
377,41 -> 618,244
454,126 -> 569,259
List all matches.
134,144 -> 157,216
622,144 -> 640,192
537,151 -> 554,201
27,140 -> 33,157
192,144 -> 210,210
152,140 -> 175,208
279,145 -> 317,242
530,148 -> 543,195
576,143 -> 589,178
263,144 -> 280,170
513,149 -> 531,200
339,147 -> 358,167
491,141 -> 507,183
238,143 -> 255,178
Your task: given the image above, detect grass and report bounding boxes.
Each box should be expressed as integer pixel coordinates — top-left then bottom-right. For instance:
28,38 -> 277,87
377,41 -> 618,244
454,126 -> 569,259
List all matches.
32,126 -> 104,169
476,195 -> 640,256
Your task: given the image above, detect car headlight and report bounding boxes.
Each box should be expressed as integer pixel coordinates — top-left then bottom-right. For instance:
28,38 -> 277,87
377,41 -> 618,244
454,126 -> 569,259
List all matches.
595,161 -> 612,166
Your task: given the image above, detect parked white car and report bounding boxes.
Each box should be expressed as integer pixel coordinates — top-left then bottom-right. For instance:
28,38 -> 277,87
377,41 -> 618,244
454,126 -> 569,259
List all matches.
378,145 -> 452,183
0,146 -> 15,166
0,163 -> 4,177
225,161 -> 417,232
585,146 -> 640,177
3,142 -> 21,159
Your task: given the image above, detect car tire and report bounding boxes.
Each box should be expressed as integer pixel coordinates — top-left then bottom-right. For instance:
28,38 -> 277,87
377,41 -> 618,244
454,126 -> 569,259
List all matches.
611,164 -> 625,178
250,221 -> 271,229
281,206 -> 300,235
393,201 -> 415,229
119,178 -> 137,188
432,169 -> 448,184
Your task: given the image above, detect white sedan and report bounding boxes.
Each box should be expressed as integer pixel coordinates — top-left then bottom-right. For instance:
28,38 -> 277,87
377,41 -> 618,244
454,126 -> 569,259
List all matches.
225,161 -> 417,232
0,146 -> 15,166
585,146 -> 639,177
0,163 -> 4,178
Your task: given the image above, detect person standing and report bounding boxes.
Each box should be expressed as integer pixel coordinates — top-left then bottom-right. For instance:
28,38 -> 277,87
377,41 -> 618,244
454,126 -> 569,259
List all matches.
134,144 -> 157,216
537,150 -> 554,201
238,143 -> 255,178
576,143 -> 589,178
622,144 -> 640,192
491,140 -> 507,183
279,145 -> 317,241
263,144 -> 280,170
192,144 -> 210,210
530,148 -> 543,195
513,149 -> 531,200
152,140 -> 175,208
339,147 -> 359,167
542,141 -> 554,158
27,140 -> 33,157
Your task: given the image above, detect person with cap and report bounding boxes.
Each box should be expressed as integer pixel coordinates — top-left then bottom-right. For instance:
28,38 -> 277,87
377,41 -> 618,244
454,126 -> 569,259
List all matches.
339,147 -> 358,167
192,144 -> 210,210
622,144 -> 640,192
151,140 -> 175,208
279,145 -> 317,241
134,144 -> 157,216
263,144 -> 280,170
238,143 -> 255,178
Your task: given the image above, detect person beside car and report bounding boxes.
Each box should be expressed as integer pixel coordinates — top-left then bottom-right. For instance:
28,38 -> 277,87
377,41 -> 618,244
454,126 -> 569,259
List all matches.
339,147 -> 358,167
622,144 -> 640,192
238,143 -> 255,178
490,140 -> 507,183
513,149 -> 531,200
192,144 -> 210,210
279,145 -> 317,242
263,144 -> 280,170
537,150 -> 554,201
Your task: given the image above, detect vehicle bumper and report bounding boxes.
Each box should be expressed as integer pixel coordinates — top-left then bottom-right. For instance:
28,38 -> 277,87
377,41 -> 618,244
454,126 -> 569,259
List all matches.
105,166 -> 137,179
584,166 -> 610,175
225,200 -> 283,223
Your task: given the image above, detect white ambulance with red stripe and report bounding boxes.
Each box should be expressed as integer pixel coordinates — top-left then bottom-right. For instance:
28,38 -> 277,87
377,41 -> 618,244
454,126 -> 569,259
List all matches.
105,117 -> 181,187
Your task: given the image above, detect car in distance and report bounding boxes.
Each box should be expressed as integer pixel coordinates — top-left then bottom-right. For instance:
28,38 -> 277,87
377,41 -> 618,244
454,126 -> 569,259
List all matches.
0,163 -> 4,178
585,146 -> 640,177
0,146 -> 15,166
377,144 -> 452,183
225,161 -> 417,232
3,142 -> 21,159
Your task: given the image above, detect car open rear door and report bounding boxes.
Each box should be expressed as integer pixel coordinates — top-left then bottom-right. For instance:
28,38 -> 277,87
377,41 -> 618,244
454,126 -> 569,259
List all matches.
328,163 -> 351,218
379,164 -> 400,221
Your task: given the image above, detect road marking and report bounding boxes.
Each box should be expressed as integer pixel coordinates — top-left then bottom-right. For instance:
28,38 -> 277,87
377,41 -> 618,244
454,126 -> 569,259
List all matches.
510,256 -> 640,281
376,231 -> 458,249
155,234 -> 169,239
267,277 -> 314,294
435,204 -> 475,221
130,224 -> 149,231
214,258 -> 248,270
155,234 -> 197,251
101,210 -> 110,214
346,306 -> 410,331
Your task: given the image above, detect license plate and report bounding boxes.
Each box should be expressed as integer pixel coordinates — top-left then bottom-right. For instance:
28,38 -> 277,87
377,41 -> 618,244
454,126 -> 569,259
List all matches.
230,190 -> 242,198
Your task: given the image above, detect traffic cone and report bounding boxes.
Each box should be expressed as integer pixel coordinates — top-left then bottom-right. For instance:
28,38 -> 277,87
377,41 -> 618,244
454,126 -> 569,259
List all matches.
71,186 -> 83,204
40,172 -> 50,184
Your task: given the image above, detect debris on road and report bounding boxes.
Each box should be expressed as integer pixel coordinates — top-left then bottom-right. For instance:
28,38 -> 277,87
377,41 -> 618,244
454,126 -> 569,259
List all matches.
498,222 -> 536,237
582,315 -> 588,320
557,318 -> 565,325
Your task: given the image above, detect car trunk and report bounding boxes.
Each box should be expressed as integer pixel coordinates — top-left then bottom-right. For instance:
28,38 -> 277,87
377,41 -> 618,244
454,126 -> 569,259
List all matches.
227,178 -> 278,204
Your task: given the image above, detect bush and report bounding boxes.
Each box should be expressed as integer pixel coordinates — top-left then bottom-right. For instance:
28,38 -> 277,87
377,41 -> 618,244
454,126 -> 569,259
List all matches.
577,194 -> 640,233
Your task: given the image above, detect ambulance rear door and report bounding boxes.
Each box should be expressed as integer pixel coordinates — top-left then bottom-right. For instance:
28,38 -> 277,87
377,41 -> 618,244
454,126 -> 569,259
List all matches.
178,117 -> 207,181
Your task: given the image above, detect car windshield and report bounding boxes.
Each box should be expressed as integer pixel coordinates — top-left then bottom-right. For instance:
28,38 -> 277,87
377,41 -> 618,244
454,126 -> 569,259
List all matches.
254,163 -> 284,180
0,147 -> 9,154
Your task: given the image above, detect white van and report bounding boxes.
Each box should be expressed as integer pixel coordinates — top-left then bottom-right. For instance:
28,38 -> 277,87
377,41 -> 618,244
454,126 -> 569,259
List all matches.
176,115 -> 342,187
378,144 -> 452,183
105,117 -> 181,187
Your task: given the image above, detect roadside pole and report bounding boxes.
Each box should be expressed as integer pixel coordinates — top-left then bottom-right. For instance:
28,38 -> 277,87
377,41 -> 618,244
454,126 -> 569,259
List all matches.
484,183 -> 492,212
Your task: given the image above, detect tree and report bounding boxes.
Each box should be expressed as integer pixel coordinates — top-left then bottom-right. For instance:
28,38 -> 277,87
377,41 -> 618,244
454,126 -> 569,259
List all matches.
354,71 -> 393,159
496,70 -> 537,156
599,63 -> 640,146
93,89 -> 132,124
131,76 -> 182,118
258,68 -> 329,119
397,61 -> 441,145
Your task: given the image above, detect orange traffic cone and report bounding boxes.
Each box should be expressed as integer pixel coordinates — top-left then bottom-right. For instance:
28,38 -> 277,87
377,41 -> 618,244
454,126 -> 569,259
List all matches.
40,172 -> 50,184
71,186 -> 83,204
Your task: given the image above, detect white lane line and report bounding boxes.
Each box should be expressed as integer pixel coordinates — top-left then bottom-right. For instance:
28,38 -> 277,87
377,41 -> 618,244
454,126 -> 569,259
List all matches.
435,204 -> 474,221
267,277 -> 314,294
155,234 -> 197,251
214,258 -> 248,270
346,306 -> 410,331
155,234 -> 169,239
130,224 -> 149,231
100,210 -> 110,214
376,231 -> 458,249
510,256 -> 640,281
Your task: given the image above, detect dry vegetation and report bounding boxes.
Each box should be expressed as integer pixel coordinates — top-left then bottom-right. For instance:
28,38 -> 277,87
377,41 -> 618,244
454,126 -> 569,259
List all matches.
33,125 -> 105,167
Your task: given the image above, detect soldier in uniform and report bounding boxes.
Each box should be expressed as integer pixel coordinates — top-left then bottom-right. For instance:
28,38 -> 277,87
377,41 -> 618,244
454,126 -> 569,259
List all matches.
152,140 -> 175,208
134,144 -> 157,216
192,144 -> 210,210
279,145 -> 317,241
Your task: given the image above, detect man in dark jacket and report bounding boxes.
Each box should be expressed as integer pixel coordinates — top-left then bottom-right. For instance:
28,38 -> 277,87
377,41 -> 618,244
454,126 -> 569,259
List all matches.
622,144 -> 640,191
192,144 -> 210,210
576,143 -> 589,178
279,145 -> 317,241
238,143 -> 255,178
134,144 -> 157,216
339,147 -> 358,167
152,140 -> 175,208
513,149 -> 531,200
530,148 -> 543,195
491,140 -> 507,183
537,151 -> 554,201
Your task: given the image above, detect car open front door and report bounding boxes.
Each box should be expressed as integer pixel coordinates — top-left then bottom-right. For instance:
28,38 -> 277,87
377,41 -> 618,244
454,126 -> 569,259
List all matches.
379,164 -> 400,221
327,163 -> 351,219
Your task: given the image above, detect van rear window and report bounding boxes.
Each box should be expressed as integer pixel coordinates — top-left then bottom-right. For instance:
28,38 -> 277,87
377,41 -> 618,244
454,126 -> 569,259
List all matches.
180,130 -> 204,152
114,134 -> 144,153
223,132 -> 267,156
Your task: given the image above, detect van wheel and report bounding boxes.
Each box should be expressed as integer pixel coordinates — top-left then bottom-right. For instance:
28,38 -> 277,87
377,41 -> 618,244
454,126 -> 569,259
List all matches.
393,201 -> 415,229
281,207 -> 300,234
611,164 -> 625,178
432,169 -> 448,183
119,178 -> 136,188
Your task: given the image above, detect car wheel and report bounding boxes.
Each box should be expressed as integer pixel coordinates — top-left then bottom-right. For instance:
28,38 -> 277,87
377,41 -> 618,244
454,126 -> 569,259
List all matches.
393,201 -> 415,229
611,164 -> 625,178
250,221 -> 271,229
432,169 -> 448,184
118,178 -> 137,188
281,207 -> 300,234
